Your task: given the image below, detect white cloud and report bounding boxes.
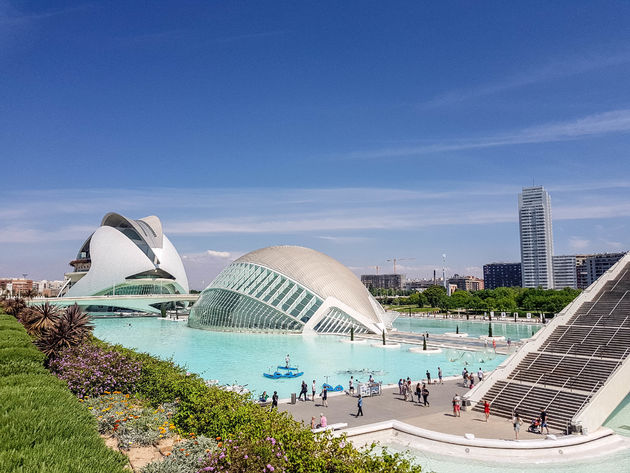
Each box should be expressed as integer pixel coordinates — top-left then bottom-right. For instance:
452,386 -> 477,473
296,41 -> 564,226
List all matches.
568,237 -> 590,250
342,109 -> 630,160
421,49 -> 630,108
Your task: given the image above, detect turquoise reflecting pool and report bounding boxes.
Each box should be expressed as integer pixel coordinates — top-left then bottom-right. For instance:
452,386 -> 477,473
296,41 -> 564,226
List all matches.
393,317 -> 542,340
93,317 -> 506,398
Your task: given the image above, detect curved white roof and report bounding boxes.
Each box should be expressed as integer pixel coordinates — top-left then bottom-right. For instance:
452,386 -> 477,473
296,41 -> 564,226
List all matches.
234,245 -> 385,324
66,213 -> 188,297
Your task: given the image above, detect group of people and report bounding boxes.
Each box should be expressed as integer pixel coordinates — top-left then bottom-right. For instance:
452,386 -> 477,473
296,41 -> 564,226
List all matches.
513,409 -> 550,439
259,390 -> 279,409
461,367 -> 484,389
298,380 -> 319,402
398,377 -> 431,406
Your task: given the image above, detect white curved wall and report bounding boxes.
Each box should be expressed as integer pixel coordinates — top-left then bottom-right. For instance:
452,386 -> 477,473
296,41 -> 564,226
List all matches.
66,225 -> 188,297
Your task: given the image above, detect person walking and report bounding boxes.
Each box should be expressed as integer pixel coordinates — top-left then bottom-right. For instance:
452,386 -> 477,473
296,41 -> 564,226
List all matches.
422,385 -> 430,406
402,380 -> 408,401
398,378 -> 403,395
311,379 -> 316,401
438,367 -> 443,384
469,373 -> 475,389
271,391 -> 278,409
462,368 -> 468,387
356,394 -> 364,417
483,400 -> 490,422
426,370 -> 431,384
540,409 -> 550,434
299,381 -> 308,401
415,382 -> 422,403
407,379 -> 413,401
452,394 -> 461,417
477,368 -> 483,383
321,386 -> 328,407
348,376 -> 355,396
513,411 -> 522,439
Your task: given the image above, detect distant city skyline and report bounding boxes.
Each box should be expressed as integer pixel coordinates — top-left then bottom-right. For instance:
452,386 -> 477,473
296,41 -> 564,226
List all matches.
1,2 -> 629,289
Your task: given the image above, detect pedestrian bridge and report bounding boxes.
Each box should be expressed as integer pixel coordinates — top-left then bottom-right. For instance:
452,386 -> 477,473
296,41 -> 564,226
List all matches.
28,293 -> 199,314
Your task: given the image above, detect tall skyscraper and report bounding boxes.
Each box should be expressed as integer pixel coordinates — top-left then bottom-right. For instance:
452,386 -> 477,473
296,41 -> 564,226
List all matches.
519,186 -> 554,289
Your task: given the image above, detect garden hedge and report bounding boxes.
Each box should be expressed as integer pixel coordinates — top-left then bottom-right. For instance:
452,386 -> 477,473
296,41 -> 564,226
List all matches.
0,314 -> 128,473
96,339 -> 422,473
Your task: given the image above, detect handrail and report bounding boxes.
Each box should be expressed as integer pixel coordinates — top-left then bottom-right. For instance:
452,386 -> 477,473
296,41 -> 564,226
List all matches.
491,373 -> 518,403
512,373 -> 546,413
573,381 -> 603,419
605,315 -> 628,347
544,377 -> 573,410
581,290 -> 626,343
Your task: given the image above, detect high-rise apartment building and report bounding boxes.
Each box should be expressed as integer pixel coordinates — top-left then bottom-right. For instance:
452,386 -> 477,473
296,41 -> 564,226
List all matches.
519,186 -> 554,289
360,274 -> 405,290
575,252 -> 626,289
483,263 -> 522,289
552,255 -> 577,289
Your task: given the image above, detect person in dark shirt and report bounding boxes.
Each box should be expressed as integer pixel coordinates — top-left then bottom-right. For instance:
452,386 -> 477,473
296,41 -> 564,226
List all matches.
271,391 -> 278,409
539,409 -> 549,434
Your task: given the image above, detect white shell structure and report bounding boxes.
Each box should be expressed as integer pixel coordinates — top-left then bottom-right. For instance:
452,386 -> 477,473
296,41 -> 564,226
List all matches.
63,213 -> 189,313
189,245 -> 387,334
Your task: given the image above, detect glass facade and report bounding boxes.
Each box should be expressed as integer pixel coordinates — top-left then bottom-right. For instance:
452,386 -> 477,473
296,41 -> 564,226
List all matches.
313,307 -> 369,334
189,263 -> 324,332
97,283 -> 178,296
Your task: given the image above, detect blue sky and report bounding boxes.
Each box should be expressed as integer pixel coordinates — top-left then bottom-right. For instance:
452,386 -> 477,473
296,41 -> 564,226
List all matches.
1,1 -> 629,288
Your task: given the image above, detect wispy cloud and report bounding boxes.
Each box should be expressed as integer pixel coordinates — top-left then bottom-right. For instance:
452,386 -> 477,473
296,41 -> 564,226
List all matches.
422,49 -> 630,108
342,109 -> 630,160
569,237 -> 590,250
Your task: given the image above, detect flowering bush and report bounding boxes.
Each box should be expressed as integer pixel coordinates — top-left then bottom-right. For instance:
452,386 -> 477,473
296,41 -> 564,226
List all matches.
82,392 -> 178,449
196,435 -> 287,473
49,343 -> 141,398
141,437 -> 218,473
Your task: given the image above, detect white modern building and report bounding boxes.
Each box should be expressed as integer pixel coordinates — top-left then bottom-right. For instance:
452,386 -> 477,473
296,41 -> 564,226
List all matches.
519,186 -> 554,289
188,245 -> 388,334
59,212 -> 189,314
552,255 -> 577,289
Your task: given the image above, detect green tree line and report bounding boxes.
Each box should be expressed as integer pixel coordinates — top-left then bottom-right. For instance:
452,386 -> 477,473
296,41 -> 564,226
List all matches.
383,285 -> 581,314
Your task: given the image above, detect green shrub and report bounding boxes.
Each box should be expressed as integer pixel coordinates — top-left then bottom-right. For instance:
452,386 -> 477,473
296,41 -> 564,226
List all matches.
141,437 -> 218,473
0,312 -> 128,473
0,346 -> 45,365
97,339 -> 422,473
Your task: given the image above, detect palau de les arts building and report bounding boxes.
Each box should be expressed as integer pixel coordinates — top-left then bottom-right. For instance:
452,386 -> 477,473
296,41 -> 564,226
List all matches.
60,213 -> 189,314
60,214 -> 387,334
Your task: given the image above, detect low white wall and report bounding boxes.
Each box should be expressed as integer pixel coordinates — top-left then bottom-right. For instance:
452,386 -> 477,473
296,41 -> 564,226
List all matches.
339,420 -> 630,463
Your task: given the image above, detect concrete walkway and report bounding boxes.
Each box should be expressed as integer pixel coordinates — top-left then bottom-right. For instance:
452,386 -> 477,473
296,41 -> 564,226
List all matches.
279,377 -> 558,441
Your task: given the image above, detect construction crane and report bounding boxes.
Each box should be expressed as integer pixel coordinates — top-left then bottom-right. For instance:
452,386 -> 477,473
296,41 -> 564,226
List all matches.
386,257 -> 415,274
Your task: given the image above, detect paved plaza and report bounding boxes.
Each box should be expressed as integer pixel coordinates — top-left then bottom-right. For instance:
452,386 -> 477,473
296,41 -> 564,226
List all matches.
279,377 -> 558,440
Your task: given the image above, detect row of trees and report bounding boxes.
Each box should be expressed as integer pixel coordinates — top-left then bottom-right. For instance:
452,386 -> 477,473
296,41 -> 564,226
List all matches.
385,285 -> 581,314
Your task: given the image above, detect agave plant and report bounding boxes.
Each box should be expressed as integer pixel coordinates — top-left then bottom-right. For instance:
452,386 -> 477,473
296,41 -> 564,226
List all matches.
24,302 -> 61,335
2,297 -> 26,318
37,304 -> 93,358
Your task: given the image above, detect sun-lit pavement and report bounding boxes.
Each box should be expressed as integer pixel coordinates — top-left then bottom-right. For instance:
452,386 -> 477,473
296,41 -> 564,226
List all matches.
278,377 -> 558,440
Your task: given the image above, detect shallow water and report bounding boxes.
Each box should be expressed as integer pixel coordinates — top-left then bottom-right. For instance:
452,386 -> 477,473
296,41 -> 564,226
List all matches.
93,317 -> 505,398
393,317 -> 542,340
